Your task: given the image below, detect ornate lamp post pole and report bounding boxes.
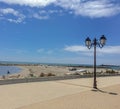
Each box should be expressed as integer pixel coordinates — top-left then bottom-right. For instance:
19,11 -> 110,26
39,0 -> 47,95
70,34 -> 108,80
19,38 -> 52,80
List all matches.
85,35 -> 107,89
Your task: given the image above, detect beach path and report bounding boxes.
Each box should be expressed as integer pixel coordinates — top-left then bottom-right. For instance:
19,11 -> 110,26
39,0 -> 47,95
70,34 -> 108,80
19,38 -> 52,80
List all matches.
19,84 -> 120,109
0,76 -> 120,109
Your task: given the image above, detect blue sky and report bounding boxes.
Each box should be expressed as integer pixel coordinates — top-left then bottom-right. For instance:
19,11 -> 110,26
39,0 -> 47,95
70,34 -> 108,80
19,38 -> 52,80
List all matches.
0,0 -> 120,65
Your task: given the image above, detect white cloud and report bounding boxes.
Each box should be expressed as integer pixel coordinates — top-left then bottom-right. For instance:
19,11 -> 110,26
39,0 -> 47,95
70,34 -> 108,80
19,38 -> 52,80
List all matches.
64,45 -> 88,52
76,0 -> 120,18
33,13 -> 49,20
37,49 -> 53,54
98,46 -> 120,54
47,50 -> 53,54
0,0 -> 57,7
64,45 -> 120,55
55,0 -> 120,18
37,48 -> 44,53
0,8 -> 18,15
0,8 -> 25,23
0,0 -> 120,20
31,9 -> 64,20
0,8 -> 65,23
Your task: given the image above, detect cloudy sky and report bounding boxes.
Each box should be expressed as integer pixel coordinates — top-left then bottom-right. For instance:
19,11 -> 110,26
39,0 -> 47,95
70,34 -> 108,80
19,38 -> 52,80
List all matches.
0,0 -> 120,65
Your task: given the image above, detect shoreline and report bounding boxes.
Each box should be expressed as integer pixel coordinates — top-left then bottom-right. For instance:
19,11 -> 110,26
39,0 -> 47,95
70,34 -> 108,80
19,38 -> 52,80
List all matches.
0,62 -> 120,68
0,64 -> 120,81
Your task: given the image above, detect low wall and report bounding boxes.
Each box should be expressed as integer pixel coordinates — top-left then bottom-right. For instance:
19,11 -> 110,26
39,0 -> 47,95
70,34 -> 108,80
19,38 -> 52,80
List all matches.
0,74 -> 120,85
0,75 -> 81,85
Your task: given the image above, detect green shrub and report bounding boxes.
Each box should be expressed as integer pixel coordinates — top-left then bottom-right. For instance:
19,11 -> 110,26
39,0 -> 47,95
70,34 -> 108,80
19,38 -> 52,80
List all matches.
40,73 -> 45,77
47,73 -> 55,76
29,73 -> 34,77
105,69 -> 118,74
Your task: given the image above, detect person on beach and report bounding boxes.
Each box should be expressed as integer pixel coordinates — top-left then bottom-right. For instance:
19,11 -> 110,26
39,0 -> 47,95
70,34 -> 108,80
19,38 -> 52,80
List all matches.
7,70 -> 10,74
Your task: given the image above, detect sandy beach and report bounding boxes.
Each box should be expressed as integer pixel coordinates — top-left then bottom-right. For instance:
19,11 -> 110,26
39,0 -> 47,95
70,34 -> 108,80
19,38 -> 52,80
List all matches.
1,64 -> 119,80
0,76 -> 120,109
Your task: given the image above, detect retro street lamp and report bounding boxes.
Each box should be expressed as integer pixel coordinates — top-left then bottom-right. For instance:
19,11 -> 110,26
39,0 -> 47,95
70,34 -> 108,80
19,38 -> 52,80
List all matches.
85,35 -> 107,89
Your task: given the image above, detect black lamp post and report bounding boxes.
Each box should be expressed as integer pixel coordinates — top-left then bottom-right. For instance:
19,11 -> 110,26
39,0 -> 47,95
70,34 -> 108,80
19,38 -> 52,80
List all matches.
85,35 -> 107,89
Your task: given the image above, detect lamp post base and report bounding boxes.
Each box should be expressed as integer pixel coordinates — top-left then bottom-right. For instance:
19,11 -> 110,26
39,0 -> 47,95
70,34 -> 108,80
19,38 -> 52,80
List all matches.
93,82 -> 97,89
93,86 -> 97,89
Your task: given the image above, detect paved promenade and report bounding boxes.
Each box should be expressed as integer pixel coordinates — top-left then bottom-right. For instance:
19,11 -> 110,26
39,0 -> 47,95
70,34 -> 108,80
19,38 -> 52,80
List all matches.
0,76 -> 120,109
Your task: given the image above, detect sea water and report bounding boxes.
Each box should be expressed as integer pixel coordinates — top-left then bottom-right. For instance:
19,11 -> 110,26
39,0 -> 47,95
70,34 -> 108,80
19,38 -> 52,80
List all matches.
0,66 -> 22,76
109,66 -> 120,70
